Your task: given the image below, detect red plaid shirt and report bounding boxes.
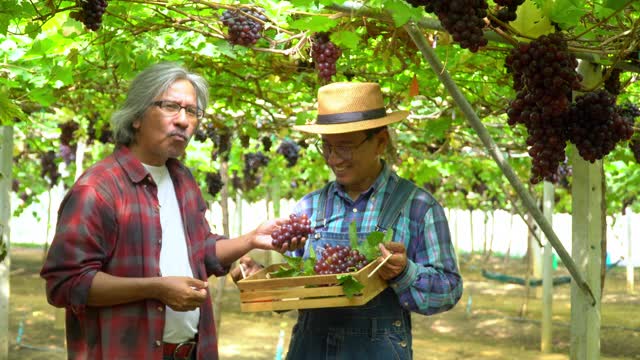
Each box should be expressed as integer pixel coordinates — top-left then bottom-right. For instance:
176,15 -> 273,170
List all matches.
41,146 -> 228,360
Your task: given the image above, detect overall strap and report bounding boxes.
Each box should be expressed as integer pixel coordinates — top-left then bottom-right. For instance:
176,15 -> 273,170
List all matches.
314,181 -> 333,229
376,177 -> 418,233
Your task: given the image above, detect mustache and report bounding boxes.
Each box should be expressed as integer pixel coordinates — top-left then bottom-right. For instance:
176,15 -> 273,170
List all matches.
168,130 -> 188,141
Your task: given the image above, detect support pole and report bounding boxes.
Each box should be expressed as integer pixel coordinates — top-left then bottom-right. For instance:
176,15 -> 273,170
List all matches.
541,181 -> 554,353
0,126 -> 13,359
405,22 -> 595,305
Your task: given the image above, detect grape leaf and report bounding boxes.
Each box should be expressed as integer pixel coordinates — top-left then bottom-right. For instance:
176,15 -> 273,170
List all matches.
337,274 -> 365,298
269,265 -> 297,278
349,221 -> 358,249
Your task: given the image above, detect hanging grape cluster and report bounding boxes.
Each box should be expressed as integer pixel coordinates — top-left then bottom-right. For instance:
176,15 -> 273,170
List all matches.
314,244 -> 369,275
494,0 -> 525,22
205,172 -> 224,198
59,121 -> 79,165
242,152 -> 270,191
77,0 -> 108,31
220,8 -> 268,47
311,33 -> 342,83
261,136 -> 273,152
87,114 -> 112,144
40,151 -> 60,188
604,68 -> 622,95
405,0 -> 489,52
566,90 -> 634,162
271,213 -> 313,248
276,139 -> 300,167
620,103 -> 640,163
504,33 -> 582,184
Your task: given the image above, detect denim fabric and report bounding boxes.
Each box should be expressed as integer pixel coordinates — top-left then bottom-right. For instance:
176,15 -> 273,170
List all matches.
286,231 -> 413,360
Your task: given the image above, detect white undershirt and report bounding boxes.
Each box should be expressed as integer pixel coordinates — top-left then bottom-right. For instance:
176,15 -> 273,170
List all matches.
143,164 -> 199,343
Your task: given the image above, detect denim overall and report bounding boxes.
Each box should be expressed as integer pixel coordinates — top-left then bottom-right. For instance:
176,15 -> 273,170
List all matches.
286,177 -> 417,360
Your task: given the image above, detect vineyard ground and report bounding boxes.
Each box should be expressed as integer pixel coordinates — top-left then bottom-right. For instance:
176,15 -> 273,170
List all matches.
7,247 -> 640,360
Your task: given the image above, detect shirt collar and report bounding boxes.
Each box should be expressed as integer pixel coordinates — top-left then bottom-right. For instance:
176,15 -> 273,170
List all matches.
331,160 -> 391,200
114,145 -> 185,184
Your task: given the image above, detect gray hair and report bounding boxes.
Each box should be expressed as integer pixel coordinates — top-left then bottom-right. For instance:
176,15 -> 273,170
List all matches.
111,62 -> 209,145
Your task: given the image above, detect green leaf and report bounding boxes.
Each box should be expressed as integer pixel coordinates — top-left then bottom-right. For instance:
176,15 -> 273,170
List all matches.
603,0 -> 629,10
359,230 -> 385,260
549,0 -> 588,29
510,0 -> 553,38
331,31 -> 360,50
384,228 -> 394,243
349,221 -> 358,248
289,16 -> 337,32
28,88 -> 56,107
337,274 -> 365,298
269,265 -> 297,278
383,0 -> 423,27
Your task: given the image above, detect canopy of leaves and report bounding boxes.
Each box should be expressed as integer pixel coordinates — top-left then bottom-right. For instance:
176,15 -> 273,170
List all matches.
1,0 -> 639,214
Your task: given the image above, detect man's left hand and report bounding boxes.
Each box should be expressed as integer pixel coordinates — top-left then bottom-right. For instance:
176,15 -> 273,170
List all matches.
377,242 -> 407,280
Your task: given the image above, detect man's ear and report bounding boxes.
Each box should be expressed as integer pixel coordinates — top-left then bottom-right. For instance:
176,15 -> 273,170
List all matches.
376,130 -> 389,155
132,119 -> 141,130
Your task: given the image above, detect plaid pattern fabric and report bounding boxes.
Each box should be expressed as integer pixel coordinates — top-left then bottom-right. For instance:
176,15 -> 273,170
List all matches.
292,163 -> 462,315
41,146 -> 227,360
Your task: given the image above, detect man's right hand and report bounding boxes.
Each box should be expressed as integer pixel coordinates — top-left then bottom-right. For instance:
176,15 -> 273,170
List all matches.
156,276 -> 208,312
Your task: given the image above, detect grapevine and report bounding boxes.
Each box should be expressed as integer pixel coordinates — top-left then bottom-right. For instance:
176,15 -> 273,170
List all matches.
77,0 -> 108,31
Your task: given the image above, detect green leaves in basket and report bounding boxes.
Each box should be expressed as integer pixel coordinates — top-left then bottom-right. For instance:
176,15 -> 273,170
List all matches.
269,246 -> 317,278
337,274 -> 365,298
348,221 -> 394,261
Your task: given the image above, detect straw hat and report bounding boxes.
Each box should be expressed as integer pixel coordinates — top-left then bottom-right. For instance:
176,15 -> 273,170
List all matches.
293,82 -> 409,134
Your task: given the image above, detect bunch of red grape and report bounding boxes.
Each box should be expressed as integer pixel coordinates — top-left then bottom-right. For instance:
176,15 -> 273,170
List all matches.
276,139 -> 300,167
314,244 -> 369,275
40,151 -> 60,188
494,0 -> 525,22
79,0 -> 108,31
261,136 -> 273,152
566,90 -> 634,162
311,33 -> 342,83
271,213 -> 313,248
604,68 -> 622,95
59,121 -> 79,165
242,152 -> 270,191
405,0 -> 489,52
220,8 -> 268,47
87,114 -> 112,144
205,172 -> 224,198
504,33 -> 582,183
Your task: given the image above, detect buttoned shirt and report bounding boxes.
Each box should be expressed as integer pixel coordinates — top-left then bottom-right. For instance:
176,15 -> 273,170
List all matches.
41,145 -> 227,359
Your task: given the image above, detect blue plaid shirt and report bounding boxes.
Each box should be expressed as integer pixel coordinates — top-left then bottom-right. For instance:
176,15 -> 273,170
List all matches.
292,163 -> 462,315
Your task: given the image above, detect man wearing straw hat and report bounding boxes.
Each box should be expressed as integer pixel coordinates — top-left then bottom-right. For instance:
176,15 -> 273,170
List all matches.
284,82 -> 463,359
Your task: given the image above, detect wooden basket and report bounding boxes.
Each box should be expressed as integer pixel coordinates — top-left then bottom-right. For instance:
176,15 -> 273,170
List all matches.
236,259 -> 388,312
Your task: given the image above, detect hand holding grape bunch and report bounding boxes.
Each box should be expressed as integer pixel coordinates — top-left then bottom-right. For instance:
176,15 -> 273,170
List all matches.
271,214 -> 314,248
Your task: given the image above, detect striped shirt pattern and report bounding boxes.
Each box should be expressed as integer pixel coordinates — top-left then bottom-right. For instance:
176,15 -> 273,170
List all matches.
293,164 -> 463,315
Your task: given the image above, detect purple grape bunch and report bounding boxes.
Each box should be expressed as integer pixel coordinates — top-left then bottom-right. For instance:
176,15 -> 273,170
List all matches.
314,244 -> 369,275
271,213 -> 313,248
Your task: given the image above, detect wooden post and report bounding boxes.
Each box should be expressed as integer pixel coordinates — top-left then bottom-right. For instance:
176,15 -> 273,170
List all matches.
541,181 -> 554,353
214,161 -> 230,333
627,212 -> 634,294
570,61 -> 603,360
0,126 -> 13,359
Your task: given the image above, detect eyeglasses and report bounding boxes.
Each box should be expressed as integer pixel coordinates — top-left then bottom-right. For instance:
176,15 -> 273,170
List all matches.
152,100 -> 204,119
314,136 -> 370,161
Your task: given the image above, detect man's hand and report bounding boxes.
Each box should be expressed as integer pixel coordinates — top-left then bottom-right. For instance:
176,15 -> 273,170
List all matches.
377,242 -> 408,280
252,218 -> 307,253
229,256 -> 264,283
156,277 -> 208,312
